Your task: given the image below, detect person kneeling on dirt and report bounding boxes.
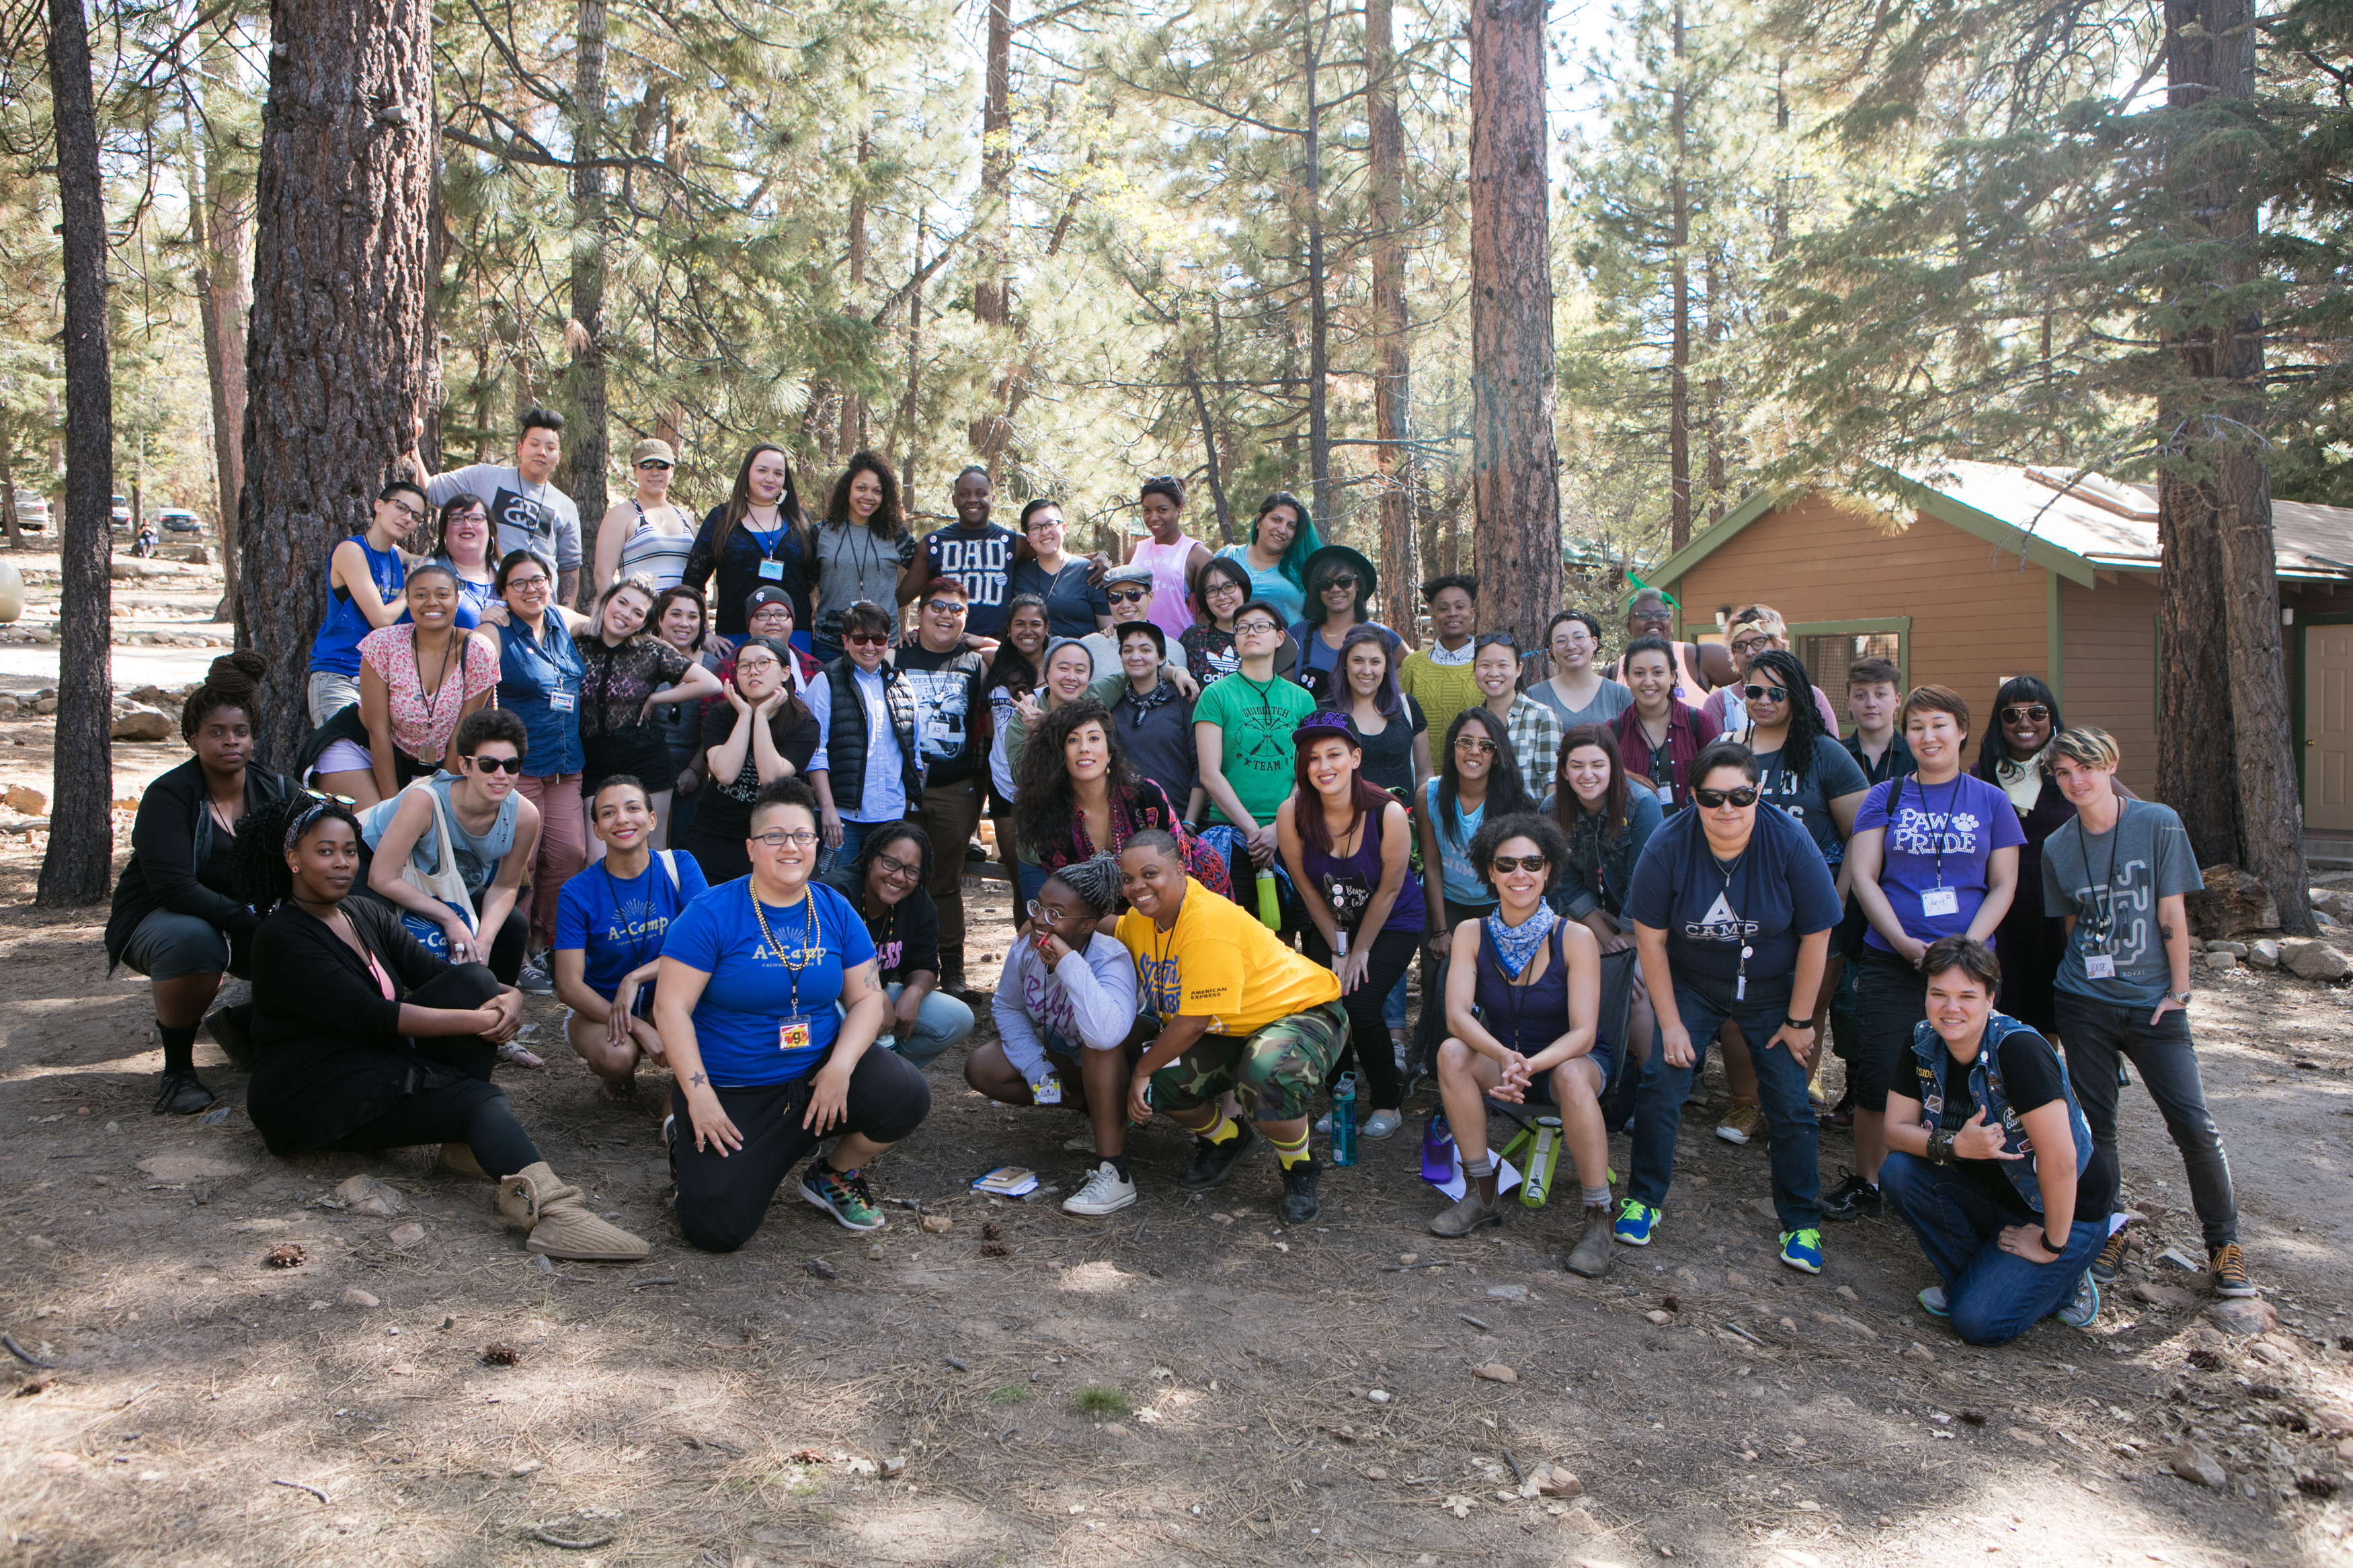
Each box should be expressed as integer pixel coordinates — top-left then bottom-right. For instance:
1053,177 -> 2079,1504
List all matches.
235,792 -> 649,1262
1115,830 -> 1349,1223
553,775 -> 709,1100
655,777 -> 932,1249
1427,812 -> 1618,1278
1880,936 -> 2107,1344
968,852 -> 1156,1216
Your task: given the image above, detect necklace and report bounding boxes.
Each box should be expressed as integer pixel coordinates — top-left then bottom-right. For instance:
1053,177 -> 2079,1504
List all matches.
748,880 -> 823,1024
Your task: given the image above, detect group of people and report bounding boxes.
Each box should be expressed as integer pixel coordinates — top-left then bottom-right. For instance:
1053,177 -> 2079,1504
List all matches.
101,419 -> 2255,1348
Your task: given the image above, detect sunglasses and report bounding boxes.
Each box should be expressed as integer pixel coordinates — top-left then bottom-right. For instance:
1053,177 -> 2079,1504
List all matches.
1693,786 -> 1759,809
1107,587 -> 1150,604
923,598 -> 968,614
2000,704 -> 2052,724
465,753 -> 524,775
1730,638 -> 1773,656
1490,854 -> 1550,874
1743,685 -> 1788,702
303,786 -> 357,806
844,632 -> 891,647
1320,574 -> 1357,591
636,460 -> 672,470
1453,736 -> 1498,755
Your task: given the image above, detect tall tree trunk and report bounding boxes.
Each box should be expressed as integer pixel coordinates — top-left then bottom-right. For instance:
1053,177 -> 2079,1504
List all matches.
2157,0 -> 2311,927
899,213 -> 926,498
39,0 -> 115,906
974,0 -> 1011,331
1666,0 -> 1691,552
1302,0 -> 1332,530
1367,0 -> 1417,635
240,0 -> 436,770
565,0 -> 610,604
843,132 -> 869,453
1703,246 -> 1724,524
1185,358 -> 1234,545
0,415 -> 21,546
184,57 -> 250,625
1467,0 -> 1561,642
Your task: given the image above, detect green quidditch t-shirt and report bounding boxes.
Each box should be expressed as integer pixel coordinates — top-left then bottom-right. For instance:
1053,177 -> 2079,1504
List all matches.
1194,671 -> 1315,828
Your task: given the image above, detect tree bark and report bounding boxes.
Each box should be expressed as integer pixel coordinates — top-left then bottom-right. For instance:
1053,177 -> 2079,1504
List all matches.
40,0 -> 115,906
1367,0 -> 1417,634
1302,0 -> 1332,530
565,0 -> 610,604
184,58 -> 250,625
1185,358 -> 1234,546
843,132 -> 869,452
0,415 -> 21,546
1467,0 -> 1561,642
240,0 -> 437,770
2157,0 -> 2311,928
899,212 -> 926,498
1666,0 -> 1691,552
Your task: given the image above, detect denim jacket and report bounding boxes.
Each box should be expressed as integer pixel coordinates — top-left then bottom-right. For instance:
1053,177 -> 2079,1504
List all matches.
1907,1012 -> 2093,1216
1542,787 -> 1665,922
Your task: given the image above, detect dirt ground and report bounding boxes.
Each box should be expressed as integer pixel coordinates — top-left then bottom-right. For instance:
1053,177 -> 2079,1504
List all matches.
4,552 -> 2353,1567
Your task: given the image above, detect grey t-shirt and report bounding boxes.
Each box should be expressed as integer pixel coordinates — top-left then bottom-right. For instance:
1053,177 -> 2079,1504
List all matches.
2042,798 -> 2203,1008
1527,675 -> 1633,732
427,464 -> 583,573
810,520 -> 918,641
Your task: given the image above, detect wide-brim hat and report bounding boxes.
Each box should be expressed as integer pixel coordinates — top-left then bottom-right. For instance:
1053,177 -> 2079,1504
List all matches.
1301,544 -> 1378,620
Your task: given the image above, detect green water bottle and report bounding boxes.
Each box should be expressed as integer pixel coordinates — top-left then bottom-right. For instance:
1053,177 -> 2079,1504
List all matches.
1255,867 -> 1280,929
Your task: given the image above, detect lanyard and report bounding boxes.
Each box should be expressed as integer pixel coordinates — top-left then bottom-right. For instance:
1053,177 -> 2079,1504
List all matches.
2072,803 -> 2129,951
1907,774 -> 1963,890
601,858 -> 672,975
1712,846 -> 1755,999
748,883 -> 822,1020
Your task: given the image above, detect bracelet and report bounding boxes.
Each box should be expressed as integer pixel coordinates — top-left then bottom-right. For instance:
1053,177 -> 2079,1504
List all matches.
2042,1230 -> 2066,1254
1926,1128 -> 1956,1165
1782,1017 -> 1815,1032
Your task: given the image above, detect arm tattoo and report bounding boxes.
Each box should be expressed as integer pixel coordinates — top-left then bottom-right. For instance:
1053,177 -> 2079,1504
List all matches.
688,1073 -> 709,1088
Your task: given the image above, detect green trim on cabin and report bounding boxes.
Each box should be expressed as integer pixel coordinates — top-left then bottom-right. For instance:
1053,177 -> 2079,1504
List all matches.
2292,610 -> 2353,807
1644,487 -> 1790,589
2046,572 -> 2065,706
1785,618 -> 1911,731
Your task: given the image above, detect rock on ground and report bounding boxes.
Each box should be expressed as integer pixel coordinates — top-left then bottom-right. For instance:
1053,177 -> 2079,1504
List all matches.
2280,938 -> 2350,982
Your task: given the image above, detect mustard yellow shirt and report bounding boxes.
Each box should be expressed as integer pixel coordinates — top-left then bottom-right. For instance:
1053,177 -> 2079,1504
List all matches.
1117,878 -> 1341,1036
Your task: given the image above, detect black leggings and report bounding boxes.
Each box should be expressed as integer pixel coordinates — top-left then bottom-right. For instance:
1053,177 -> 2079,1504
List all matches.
671,1046 -> 932,1253
1303,925 -> 1417,1110
321,964 -> 541,1178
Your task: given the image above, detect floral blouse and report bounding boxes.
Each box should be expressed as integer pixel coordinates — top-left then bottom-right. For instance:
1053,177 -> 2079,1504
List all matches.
358,625 -> 500,765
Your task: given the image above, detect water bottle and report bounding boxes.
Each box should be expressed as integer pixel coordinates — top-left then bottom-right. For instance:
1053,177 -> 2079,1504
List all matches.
1254,867 -> 1281,929
1330,1073 -> 1358,1166
1420,1112 -> 1455,1184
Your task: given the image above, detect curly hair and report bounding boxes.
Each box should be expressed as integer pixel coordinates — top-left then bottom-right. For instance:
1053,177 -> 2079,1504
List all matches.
1743,648 -> 1829,786
180,651 -> 267,742
824,450 -> 906,540
1011,698 -> 1133,866
1467,811 -> 1571,896
1047,850 -> 1124,916
853,820 -> 933,890
231,790 -> 362,915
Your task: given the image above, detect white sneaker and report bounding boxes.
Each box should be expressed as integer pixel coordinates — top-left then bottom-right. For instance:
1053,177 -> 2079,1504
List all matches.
1062,1160 -> 1138,1216
1311,1110 -> 1334,1135
1363,1109 -> 1404,1140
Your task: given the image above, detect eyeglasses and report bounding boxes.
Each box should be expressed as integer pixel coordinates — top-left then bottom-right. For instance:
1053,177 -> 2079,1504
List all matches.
1693,786 -> 1760,809
387,499 -> 424,524
1490,854 -> 1550,874
1023,899 -> 1075,922
844,632 -> 890,647
1743,685 -> 1788,702
1107,587 -> 1150,604
507,575 -> 550,592
923,598 -> 968,615
750,828 -> 820,848
1321,574 -> 1357,591
1999,704 -> 2052,725
1025,515 -> 1062,530
464,753 -> 524,775
1453,736 -> 1498,755
873,852 -> 920,881
1234,619 -> 1281,637
733,656 -> 781,674
636,460 -> 672,470
1205,581 -> 1245,598
1730,637 -> 1773,656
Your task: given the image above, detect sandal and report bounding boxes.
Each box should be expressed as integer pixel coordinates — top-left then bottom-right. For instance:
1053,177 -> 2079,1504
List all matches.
498,1040 -> 547,1069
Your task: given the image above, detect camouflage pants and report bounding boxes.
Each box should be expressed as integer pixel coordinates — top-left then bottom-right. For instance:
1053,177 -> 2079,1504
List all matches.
1148,1001 -> 1349,1122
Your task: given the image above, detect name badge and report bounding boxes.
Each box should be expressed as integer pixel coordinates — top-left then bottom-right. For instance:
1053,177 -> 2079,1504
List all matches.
1655,784 -> 1677,809
1921,886 -> 1959,917
2084,954 -> 2118,980
758,559 -> 785,581
779,1017 -> 813,1052
547,689 -> 576,712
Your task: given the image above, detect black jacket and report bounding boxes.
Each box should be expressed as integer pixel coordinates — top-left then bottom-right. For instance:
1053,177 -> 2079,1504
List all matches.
817,658 -> 924,814
105,759 -> 301,971
245,896 -> 477,1154
819,866 -> 941,983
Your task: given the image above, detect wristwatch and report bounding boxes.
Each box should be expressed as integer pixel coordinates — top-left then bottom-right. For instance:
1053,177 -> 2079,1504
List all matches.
2042,1230 -> 2066,1254
1782,1017 -> 1816,1032
2169,990 -> 2192,1005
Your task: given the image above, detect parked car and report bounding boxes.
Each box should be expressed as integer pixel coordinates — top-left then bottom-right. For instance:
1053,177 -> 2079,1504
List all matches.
157,507 -> 201,534
110,494 -> 130,530
9,493 -> 46,532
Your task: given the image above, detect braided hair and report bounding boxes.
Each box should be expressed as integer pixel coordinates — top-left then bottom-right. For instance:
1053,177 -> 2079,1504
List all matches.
1745,648 -> 1827,786
1046,850 -> 1123,917
231,790 -> 362,916
180,650 -> 266,743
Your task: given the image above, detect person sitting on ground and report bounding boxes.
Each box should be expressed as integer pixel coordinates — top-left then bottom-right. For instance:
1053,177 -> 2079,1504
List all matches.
1013,696 -> 1230,903
1116,830 -> 1349,1223
106,652 -> 298,1114
678,634 -> 823,884
968,852 -> 1156,1216
1878,936 -> 2106,1342
359,708 -> 540,987
1607,634 -> 1720,812
552,775 -> 709,1100
236,791 -> 647,1261
1427,811 -> 1618,1277
1618,740 -> 1839,1274
817,823 -> 978,1068
654,777 -> 931,1250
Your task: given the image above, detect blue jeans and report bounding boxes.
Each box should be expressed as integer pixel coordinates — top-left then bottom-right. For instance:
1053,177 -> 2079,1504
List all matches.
1382,969 -> 1409,1033
1629,968 -> 1821,1231
1879,1150 -> 2104,1345
823,817 -> 884,879
836,983 -> 976,1069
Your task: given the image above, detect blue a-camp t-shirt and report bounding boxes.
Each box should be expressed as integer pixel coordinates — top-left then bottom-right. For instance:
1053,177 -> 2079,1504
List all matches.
555,852 -> 710,997
1853,772 -> 2027,950
660,878 -> 877,1085
1624,802 -> 1841,981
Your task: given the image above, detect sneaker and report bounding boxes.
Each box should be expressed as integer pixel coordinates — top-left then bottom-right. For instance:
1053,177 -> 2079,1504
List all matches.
1715,1101 -> 1764,1145
799,1162 -> 886,1231
1362,1109 -> 1403,1140
2055,1270 -> 2100,1329
1062,1132 -> 1097,1155
1062,1161 -> 1138,1216
2208,1243 -> 2256,1298
514,954 -> 555,995
1819,1171 -> 1882,1222
1917,1284 -> 1950,1319
1311,1110 -> 1334,1135
1179,1121 -> 1259,1191
152,1070 -> 214,1116
1565,1202 -> 1615,1278
1613,1198 -> 1661,1247
1278,1158 -> 1322,1225
1428,1188 -> 1506,1237
2090,1226 -> 2130,1285
1779,1227 -> 1824,1274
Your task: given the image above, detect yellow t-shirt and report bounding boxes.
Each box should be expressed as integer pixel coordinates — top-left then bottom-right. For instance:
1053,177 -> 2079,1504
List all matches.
1117,878 -> 1342,1036
1398,648 -> 1482,735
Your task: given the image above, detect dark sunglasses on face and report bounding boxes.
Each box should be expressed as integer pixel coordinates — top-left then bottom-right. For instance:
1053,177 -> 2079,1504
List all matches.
1490,854 -> 1550,874
1107,587 -> 1150,604
923,598 -> 967,615
844,632 -> 890,647
303,786 -> 357,805
1743,685 -> 1788,702
1693,786 -> 1759,809
1730,638 -> 1771,656
636,460 -> 672,470
1321,574 -> 1357,591
465,753 -> 524,775
2001,704 -> 2052,724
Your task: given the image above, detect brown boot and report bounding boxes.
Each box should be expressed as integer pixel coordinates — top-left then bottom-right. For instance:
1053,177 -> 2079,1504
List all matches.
438,1143 -> 492,1182
495,1162 -> 649,1262
1565,1202 -> 1615,1278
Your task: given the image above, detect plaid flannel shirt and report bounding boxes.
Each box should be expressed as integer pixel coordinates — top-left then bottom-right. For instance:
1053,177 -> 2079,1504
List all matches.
1499,694 -> 1562,804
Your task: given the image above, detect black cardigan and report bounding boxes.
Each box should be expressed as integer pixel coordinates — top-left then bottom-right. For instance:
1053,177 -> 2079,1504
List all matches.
104,758 -> 300,970
245,895 -> 473,1155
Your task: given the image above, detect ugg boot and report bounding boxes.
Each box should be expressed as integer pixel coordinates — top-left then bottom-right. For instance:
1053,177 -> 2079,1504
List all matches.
496,1161 -> 649,1261
438,1143 -> 493,1182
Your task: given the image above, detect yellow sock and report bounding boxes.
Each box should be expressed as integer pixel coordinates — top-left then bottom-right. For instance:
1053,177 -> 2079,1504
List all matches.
1269,1129 -> 1311,1169
1199,1112 -> 1238,1145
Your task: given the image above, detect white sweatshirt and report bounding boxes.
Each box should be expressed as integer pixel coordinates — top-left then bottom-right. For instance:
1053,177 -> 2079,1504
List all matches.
990,932 -> 1141,1081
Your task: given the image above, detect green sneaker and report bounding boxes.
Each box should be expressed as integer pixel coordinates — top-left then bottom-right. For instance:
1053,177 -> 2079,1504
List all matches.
799,1162 -> 885,1232
1612,1199 -> 1661,1246
1779,1228 -> 1823,1274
